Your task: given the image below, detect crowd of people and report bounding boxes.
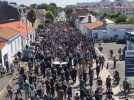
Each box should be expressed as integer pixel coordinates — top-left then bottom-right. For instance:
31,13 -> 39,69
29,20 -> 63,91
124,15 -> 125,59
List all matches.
5,22 -> 130,100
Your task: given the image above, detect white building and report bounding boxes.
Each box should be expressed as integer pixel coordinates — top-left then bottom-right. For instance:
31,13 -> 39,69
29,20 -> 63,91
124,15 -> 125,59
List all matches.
74,14 -> 97,34
0,20 -> 35,68
86,22 -> 134,41
106,24 -> 134,40
0,20 -> 36,48
125,31 -> 134,88
126,31 -> 134,50
84,20 -> 104,40
56,11 -> 66,22
0,27 -> 22,67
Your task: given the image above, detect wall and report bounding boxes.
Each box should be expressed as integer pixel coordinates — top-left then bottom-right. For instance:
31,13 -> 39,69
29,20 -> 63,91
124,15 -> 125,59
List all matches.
107,28 -> 126,40
127,41 -> 134,50
1,35 -> 22,67
79,23 -> 87,35
92,30 -> 108,40
75,19 -> 79,30
27,31 -> 35,45
1,42 -> 9,68
90,26 -> 131,41
0,31 -> 36,67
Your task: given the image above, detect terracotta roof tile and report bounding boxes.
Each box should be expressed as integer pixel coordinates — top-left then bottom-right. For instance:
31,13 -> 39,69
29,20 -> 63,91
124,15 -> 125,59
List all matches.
0,20 -> 34,38
0,27 -> 19,40
85,21 -> 104,30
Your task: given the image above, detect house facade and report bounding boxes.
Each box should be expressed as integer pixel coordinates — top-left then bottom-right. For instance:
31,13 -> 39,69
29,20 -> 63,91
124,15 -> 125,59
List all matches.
0,27 -> 22,67
85,21 -> 134,42
72,8 -> 97,35
56,11 -> 66,22
126,31 -> 134,50
0,19 -> 35,68
84,21 -> 104,41
125,31 -> 134,88
0,20 -> 35,48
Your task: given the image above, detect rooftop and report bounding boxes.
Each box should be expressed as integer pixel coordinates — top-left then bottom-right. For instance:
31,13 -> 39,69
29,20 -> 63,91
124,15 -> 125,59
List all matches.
85,21 -> 104,30
107,24 -> 134,31
72,8 -> 89,17
0,27 -> 19,40
0,20 -> 34,38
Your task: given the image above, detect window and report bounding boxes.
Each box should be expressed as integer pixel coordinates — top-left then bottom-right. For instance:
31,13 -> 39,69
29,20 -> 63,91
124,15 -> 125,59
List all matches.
15,39 -> 17,52
10,41 -> 13,53
0,50 -> 2,63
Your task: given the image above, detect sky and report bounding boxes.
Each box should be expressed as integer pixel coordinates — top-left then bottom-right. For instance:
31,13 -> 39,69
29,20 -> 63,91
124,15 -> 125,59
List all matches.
1,0 -> 134,7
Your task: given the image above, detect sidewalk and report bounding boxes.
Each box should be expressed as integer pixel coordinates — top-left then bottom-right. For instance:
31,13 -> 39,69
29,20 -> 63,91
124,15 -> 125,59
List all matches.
95,47 -> 134,100
0,61 -> 27,99
0,74 -> 15,99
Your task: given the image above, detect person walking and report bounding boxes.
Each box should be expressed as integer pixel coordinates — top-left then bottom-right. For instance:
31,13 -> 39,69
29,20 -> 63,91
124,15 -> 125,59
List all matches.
24,80 -> 31,100
74,93 -> 80,100
96,63 -> 100,79
95,87 -> 103,100
113,56 -> 117,69
100,56 -> 105,69
106,75 -> 112,90
105,88 -> 114,100
67,85 -> 72,100
71,67 -> 77,83
89,68 -> 94,88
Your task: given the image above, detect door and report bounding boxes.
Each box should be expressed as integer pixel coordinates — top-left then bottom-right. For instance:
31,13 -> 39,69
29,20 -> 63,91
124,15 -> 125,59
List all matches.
4,54 -> 8,67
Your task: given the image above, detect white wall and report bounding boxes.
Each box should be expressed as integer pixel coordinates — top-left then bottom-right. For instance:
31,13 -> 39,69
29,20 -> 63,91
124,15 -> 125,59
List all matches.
92,30 -> 108,40
127,41 -> 134,50
91,28 -> 126,41
56,11 -> 66,22
90,15 -> 97,22
27,31 -> 36,45
1,43 -> 9,68
1,35 -> 22,67
79,23 -> 87,34
107,28 -> 126,40
75,19 -> 79,30
80,16 -> 89,24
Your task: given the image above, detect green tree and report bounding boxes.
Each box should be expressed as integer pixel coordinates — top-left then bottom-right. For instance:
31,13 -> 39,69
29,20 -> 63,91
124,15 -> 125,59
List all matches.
127,16 -> 134,24
27,9 -> 36,27
45,11 -> 54,23
65,8 -> 73,19
37,3 -> 48,10
110,12 -> 120,19
37,3 -> 58,17
37,24 -> 44,32
49,3 -> 57,8
30,4 -> 37,8
115,15 -> 127,24
38,24 -> 44,29
103,13 -> 108,17
48,3 -> 57,16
